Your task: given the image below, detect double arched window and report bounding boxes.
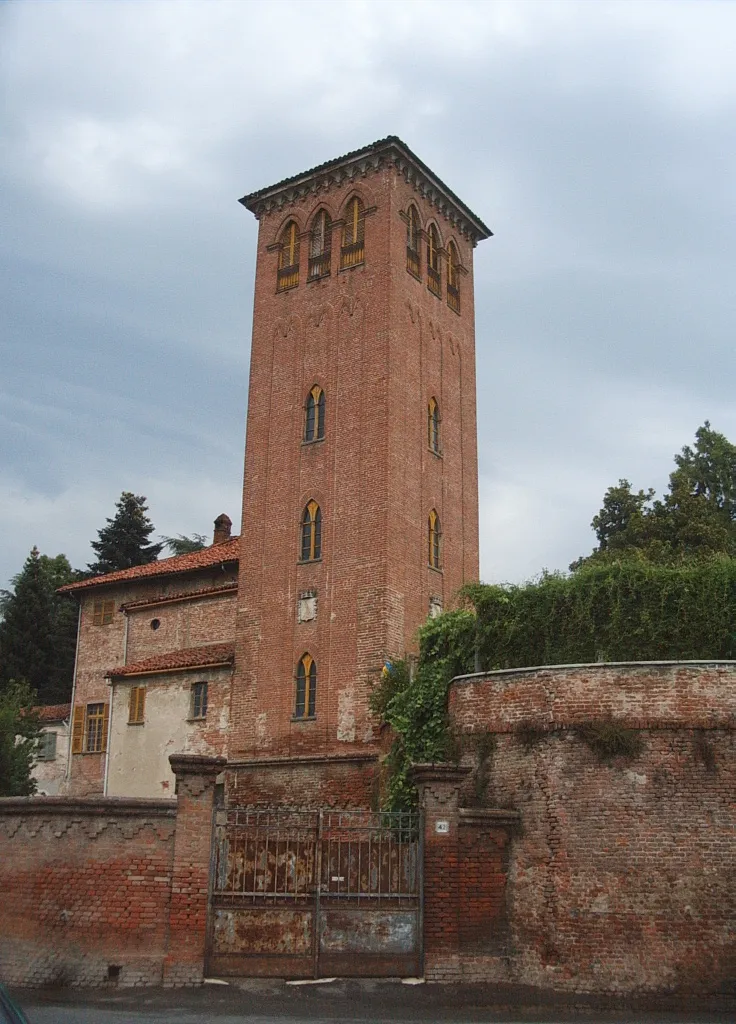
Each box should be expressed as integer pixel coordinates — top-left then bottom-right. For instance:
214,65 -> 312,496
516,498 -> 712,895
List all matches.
406,205 -> 421,278
277,221 -> 300,291
447,240 -> 460,313
305,385 -> 325,442
295,653 -> 317,718
308,210 -> 332,281
428,509 -> 441,569
427,224 -> 441,297
428,397 -> 440,453
341,197 -> 365,269
301,500 -> 322,561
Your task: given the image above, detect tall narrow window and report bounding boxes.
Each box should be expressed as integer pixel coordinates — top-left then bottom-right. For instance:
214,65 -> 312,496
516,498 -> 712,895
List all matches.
406,205 -> 421,278
428,397 -> 440,453
295,653 -> 317,719
277,220 -> 300,291
308,210 -> 332,281
128,685 -> 146,725
304,385 -> 325,442
447,240 -> 461,313
340,197 -> 365,270
85,702 -> 108,753
300,500 -> 322,561
191,681 -> 208,720
427,224 -> 441,297
428,509 -> 441,569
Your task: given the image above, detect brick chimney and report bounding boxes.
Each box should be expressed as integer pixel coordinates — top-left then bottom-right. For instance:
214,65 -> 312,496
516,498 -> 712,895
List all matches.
212,513 -> 232,546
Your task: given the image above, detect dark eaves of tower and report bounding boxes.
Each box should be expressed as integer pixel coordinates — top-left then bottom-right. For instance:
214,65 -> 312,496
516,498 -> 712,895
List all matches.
239,135 -> 492,245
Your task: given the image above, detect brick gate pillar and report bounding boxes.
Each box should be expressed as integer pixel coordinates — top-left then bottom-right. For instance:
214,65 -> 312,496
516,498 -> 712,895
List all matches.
411,763 -> 470,982
163,754 -> 226,986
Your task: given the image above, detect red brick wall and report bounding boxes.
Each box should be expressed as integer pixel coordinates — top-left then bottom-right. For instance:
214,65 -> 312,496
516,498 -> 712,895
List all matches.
446,662 -> 736,995
226,755 -> 378,808
232,156 -> 482,763
0,797 -> 176,987
458,814 -> 510,953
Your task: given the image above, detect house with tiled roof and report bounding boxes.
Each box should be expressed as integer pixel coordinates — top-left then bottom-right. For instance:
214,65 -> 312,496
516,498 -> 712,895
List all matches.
31,703 -> 71,795
58,514 -> 238,797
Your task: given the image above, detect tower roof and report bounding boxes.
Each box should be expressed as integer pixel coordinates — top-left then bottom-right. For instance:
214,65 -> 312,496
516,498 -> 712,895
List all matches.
239,136 -> 492,244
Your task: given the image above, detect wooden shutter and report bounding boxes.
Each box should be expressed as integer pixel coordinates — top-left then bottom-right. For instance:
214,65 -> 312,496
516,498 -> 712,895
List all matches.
101,703 -> 110,752
71,706 -> 85,753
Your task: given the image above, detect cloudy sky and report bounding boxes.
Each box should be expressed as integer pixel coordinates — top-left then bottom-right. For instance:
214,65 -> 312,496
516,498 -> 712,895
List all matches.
2,0 -> 734,591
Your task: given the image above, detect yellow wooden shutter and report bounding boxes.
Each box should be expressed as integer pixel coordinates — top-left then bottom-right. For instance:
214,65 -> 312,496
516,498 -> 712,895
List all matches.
101,703 -> 110,752
71,706 -> 85,753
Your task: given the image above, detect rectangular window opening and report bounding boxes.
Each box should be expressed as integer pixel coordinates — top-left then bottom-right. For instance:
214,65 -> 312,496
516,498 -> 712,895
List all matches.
191,681 -> 208,720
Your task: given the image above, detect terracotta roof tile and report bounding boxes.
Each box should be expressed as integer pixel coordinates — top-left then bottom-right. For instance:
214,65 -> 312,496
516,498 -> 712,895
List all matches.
34,703 -> 71,722
58,538 -> 239,594
106,642 -> 235,679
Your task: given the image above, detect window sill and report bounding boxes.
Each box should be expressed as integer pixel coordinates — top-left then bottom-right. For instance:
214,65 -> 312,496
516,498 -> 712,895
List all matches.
291,715 -> 317,724
298,557 -> 323,565
127,721 -> 144,727
301,438 -> 325,448
188,716 -> 207,723
428,447 -> 443,459
407,268 -> 421,282
428,565 -> 444,575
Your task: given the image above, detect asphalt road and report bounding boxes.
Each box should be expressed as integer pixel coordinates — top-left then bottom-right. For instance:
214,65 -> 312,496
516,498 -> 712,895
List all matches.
11,980 -> 736,1024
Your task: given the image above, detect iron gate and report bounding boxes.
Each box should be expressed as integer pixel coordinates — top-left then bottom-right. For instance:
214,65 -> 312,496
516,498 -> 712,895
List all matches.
207,806 -> 422,978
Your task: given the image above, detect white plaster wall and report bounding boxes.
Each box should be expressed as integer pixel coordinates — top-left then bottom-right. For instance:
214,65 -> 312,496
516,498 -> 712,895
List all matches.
106,668 -> 231,798
31,722 -> 70,795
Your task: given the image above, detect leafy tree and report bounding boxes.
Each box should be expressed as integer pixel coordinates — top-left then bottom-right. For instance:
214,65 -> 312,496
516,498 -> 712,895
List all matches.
0,549 -> 78,704
88,492 -> 163,575
573,424 -> 736,569
161,533 -> 207,556
0,681 -> 40,797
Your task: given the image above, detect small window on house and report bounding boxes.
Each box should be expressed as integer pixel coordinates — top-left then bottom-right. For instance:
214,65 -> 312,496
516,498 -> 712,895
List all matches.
308,209 -> 332,281
447,240 -> 461,313
191,681 -> 208,720
85,703 -> 107,753
277,220 -> 300,292
300,500 -> 322,562
428,509 -> 442,569
37,730 -> 57,761
427,224 -> 441,297
128,685 -> 146,725
304,385 -> 325,442
428,397 -> 440,453
340,197 -> 365,270
406,205 -> 421,279
295,653 -> 317,719
92,599 -> 115,626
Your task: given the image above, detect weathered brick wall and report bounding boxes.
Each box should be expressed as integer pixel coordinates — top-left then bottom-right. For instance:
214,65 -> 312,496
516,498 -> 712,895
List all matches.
0,797 -> 176,987
447,662 -> 736,995
226,754 -> 378,808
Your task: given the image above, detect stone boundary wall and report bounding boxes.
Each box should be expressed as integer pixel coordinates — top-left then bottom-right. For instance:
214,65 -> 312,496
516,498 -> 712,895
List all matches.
443,662 -> 736,996
0,797 -> 176,987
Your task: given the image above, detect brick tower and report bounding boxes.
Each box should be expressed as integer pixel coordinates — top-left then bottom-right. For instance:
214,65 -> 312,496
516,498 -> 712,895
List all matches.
229,137 -> 491,803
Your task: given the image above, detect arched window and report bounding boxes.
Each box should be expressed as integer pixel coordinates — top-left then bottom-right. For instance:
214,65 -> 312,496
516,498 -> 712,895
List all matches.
295,653 -> 317,718
277,220 -> 300,291
301,500 -> 322,561
341,197 -> 365,270
406,205 -> 421,279
427,224 -> 441,297
308,210 -> 332,281
428,397 -> 440,453
447,240 -> 461,313
305,385 -> 325,442
428,509 -> 441,569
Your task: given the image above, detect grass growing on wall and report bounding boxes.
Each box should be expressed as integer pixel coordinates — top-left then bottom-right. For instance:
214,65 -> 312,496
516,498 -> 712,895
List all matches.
374,559 -> 736,808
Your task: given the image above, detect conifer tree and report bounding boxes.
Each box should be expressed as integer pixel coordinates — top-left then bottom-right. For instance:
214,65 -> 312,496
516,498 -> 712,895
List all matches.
0,549 -> 78,704
88,492 -> 162,575
0,681 -> 40,796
